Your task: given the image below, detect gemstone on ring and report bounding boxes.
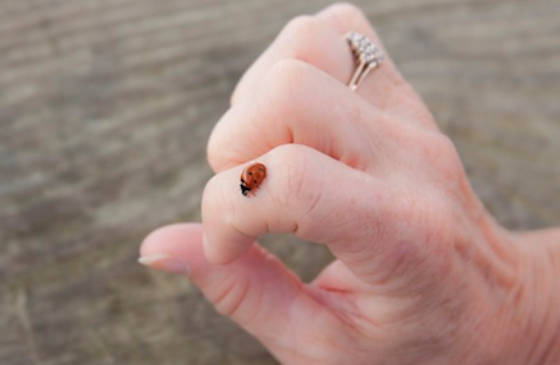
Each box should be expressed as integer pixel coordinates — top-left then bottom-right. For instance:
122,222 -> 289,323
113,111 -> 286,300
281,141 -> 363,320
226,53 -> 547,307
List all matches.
345,32 -> 384,91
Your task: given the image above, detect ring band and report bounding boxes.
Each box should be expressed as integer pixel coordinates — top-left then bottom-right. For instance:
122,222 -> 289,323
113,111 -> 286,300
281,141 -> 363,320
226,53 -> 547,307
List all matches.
345,32 -> 384,91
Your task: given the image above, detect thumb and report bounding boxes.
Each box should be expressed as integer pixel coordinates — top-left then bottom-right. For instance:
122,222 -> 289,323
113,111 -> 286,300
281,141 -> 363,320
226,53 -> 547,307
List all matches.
139,223 -> 314,338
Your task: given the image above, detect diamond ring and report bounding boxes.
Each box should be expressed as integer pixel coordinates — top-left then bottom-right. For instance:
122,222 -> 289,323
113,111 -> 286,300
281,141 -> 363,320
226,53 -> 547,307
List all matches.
345,32 -> 384,91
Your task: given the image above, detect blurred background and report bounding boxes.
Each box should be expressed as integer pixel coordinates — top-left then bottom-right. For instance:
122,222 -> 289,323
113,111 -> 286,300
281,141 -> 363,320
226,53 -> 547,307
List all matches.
1,0 -> 559,364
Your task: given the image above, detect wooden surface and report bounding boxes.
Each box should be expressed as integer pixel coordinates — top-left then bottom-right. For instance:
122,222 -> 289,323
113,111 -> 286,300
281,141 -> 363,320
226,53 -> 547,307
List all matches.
1,0 -> 559,364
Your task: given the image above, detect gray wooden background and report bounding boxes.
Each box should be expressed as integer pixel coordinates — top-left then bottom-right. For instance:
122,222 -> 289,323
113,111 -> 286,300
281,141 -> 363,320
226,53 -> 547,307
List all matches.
1,0 -> 559,364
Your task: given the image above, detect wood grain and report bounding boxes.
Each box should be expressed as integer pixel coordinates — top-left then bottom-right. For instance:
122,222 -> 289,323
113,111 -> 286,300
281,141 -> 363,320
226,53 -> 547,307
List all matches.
1,0 -> 559,364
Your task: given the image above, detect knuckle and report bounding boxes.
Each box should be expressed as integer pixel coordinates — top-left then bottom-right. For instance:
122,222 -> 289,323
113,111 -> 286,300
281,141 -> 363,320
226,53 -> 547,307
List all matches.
281,15 -> 323,44
204,171 -> 222,193
327,2 -> 368,21
270,144 -> 307,204
202,170 -> 240,225
262,58 -> 313,116
201,173 -> 224,216
206,109 -> 246,172
206,129 -> 226,172
429,133 -> 462,175
267,57 -> 309,83
275,15 -> 330,65
412,131 -> 465,187
269,144 -> 323,222
434,133 -> 458,156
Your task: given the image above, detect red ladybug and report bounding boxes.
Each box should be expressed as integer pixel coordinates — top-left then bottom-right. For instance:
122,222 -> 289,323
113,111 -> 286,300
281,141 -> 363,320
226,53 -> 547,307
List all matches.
240,162 -> 267,196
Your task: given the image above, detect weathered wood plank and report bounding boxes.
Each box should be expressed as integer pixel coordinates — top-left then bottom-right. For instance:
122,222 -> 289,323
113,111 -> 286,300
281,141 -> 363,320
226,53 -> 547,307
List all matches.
1,0 -> 559,364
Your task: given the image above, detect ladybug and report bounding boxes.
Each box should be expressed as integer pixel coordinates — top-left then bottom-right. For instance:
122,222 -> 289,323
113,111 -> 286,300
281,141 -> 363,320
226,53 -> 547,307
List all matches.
240,162 -> 267,196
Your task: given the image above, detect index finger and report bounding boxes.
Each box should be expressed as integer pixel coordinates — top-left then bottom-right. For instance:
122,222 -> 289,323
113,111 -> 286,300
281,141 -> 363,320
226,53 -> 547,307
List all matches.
202,144 -> 422,289
203,144 -> 382,264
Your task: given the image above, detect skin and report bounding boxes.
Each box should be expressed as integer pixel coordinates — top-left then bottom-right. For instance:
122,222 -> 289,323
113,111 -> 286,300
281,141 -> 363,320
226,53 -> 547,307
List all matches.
139,3 -> 560,364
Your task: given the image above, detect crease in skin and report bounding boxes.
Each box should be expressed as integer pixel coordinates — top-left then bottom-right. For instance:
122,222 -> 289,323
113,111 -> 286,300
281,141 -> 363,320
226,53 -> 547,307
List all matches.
517,243 -> 560,365
538,310 -> 560,365
292,153 -> 324,237
277,290 -> 359,365
458,206 -> 521,298
223,275 -> 252,321
211,278 -> 239,314
240,276 -> 265,330
140,1 -> 560,362
312,288 -> 381,337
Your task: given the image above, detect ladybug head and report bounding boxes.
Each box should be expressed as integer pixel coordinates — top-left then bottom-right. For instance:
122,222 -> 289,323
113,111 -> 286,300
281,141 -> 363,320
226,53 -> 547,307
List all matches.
240,183 -> 251,196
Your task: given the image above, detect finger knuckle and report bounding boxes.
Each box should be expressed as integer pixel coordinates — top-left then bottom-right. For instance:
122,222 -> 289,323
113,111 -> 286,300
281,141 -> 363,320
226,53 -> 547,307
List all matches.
281,15 -> 323,45
268,57 -> 309,84
263,58 -> 313,117
426,133 -> 463,177
202,173 -> 227,218
206,126 -> 230,172
272,144 -> 313,200
269,144 -> 322,220
328,2 -> 368,22
270,144 -> 307,204
274,15 -> 331,67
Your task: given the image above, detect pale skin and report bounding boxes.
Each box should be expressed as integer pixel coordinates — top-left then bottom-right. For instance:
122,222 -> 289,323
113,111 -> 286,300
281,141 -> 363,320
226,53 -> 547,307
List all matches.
139,3 -> 560,364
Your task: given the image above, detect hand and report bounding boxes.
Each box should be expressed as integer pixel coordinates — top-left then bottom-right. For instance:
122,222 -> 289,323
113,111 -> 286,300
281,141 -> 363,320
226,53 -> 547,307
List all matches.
140,3 -> 560,364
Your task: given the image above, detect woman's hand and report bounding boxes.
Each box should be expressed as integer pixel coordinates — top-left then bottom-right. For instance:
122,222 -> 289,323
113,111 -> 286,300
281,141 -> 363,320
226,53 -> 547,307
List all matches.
140,3 -> 560,364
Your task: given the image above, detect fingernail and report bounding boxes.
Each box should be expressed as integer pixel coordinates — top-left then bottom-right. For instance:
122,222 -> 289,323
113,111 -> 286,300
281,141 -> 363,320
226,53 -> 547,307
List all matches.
138,254 -> 189,275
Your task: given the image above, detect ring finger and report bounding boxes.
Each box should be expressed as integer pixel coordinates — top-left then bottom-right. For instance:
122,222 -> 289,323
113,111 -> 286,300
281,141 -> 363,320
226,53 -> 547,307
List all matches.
202,143 -> 413,289
231,4 -> 435,128
316,3 -> 437,128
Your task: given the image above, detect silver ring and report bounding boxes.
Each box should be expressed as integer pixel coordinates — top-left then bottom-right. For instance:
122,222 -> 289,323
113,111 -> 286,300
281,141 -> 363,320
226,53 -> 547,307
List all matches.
345,32 -> 384,91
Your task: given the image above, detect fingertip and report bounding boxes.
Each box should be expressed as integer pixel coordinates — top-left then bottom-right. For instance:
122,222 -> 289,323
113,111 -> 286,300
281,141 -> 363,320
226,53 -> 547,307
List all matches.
140,223 -> 200,252
138,254 -> 189,275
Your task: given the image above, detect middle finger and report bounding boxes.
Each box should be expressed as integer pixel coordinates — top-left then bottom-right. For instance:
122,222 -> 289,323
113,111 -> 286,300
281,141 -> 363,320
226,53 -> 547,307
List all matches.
207,59 -> 395,173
